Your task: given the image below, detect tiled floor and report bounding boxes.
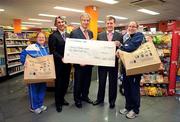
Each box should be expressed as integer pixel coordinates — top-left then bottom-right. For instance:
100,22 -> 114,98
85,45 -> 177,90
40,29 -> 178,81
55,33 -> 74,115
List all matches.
0,75 -> 180,122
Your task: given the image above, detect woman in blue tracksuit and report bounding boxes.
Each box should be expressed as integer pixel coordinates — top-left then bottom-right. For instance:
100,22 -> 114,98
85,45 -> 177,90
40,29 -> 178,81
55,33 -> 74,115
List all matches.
117,21 -> 145,119
20,32 -> 49,114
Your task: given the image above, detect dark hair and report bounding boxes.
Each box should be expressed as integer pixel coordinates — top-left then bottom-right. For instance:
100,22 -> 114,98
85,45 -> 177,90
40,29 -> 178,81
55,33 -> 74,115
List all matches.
106,16 -> 116,23
54,16 -> 66,26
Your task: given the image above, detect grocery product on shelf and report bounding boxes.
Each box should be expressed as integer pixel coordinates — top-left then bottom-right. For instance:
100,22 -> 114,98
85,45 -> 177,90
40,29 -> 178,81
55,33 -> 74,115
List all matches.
0,28 -> 7,78
4,31 -> 37,76
140,32 -> 172,96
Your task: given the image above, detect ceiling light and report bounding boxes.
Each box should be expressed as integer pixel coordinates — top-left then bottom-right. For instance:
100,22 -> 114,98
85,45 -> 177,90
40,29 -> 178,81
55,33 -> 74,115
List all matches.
137,9 -> 160,15
54,6 -> 84,13
22,22 -> 42,25
28,18 -> 52,22
107,15 -> 128,20
95,0 -> 119,4
38,14 -> 58,18
21,25 -> 36,27
70,22 -> 80,25
98,20 -> 105,23
0,9 -> 5,12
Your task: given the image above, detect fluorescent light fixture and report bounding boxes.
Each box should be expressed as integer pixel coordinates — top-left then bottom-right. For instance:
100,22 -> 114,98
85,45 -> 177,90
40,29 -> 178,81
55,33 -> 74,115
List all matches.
21,25 -> 36,27
54,6 -> 84,13
38,13 -> 58,18
107,15 -> 128,20
22,22 -> 42,25
6,26 -> 14,29
28,18 -> 52,22
95,0 -> 119,4
70,22 -> 80,25
137,9 -> 160,15
0,9 -> 5,12
98,20 -> 105,23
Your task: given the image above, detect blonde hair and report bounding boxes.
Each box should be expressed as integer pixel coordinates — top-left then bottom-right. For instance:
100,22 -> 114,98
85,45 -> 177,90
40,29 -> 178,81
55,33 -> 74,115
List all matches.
80,13 -> 91,20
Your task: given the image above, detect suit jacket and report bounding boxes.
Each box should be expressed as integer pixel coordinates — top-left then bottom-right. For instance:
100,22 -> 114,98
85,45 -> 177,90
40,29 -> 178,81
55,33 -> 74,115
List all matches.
70,27 -> 93,68
70,27 -> 93,40
48,30 -> 70,62
97,31 -> 123,44
97,31 -> 123,68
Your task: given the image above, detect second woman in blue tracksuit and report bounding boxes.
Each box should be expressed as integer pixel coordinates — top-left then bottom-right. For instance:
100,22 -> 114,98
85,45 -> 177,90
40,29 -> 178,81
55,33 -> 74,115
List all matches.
20,32 -> 49,114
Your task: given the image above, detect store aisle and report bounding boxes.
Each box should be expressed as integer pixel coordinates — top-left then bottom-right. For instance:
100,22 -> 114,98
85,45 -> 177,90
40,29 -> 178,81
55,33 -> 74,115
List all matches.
0,75 -> 180,122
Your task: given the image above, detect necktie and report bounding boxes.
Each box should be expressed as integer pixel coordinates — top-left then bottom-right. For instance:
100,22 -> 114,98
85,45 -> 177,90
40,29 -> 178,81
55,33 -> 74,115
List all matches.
107,32 -> 113,41
84,30 -> 89,39
62,33 -> 66,41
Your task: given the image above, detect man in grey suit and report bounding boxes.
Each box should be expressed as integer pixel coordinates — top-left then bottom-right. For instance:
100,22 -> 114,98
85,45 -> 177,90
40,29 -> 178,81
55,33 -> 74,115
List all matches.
70,13 -> 93,108
93,16 -> 123,109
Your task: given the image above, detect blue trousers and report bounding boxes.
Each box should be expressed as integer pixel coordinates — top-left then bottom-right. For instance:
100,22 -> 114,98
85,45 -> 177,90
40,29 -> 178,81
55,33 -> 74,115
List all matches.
123,72 -> 141,114
28,83 -> 46,110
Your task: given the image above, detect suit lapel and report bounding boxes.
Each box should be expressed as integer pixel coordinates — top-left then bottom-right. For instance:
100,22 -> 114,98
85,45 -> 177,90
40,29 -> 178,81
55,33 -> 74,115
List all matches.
112,31 -> 118,41
54,30 -> 63,41
112,32 -> 116,41
77,28 -> 86,39
104,32 -> 108,41
65,32 -> 70,38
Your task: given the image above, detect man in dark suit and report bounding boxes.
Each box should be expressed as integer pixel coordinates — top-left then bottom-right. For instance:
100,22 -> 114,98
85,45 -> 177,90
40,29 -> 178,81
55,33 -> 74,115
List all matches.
70,13 -> 93,108
48,16 -> 71,112
93,16 -> 123,109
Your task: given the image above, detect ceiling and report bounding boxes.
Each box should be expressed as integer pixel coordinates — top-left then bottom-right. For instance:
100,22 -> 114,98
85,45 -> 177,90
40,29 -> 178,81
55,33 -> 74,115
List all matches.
0,0 -> 180,28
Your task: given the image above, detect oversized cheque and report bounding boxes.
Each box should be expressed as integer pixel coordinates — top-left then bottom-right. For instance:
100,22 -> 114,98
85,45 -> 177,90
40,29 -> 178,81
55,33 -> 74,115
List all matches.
120,42 -> 161,75
64,38 -> 116,67
24,55 -> 56,83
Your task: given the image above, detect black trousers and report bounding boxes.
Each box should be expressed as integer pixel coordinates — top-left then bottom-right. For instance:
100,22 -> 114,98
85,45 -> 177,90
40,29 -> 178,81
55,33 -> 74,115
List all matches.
123,71 -> 141,114
97,66 -> 118,104
73,65 -> 92,103
55,61 -> 71,107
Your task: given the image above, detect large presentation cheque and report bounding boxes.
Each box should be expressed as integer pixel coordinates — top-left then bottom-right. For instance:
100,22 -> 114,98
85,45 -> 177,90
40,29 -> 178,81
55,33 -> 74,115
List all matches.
64,38 -> 116,67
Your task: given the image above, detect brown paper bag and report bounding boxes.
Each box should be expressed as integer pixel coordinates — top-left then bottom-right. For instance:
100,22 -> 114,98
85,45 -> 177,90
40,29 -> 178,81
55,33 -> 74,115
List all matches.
120,42 -> 161,76
24,55 -> 56,84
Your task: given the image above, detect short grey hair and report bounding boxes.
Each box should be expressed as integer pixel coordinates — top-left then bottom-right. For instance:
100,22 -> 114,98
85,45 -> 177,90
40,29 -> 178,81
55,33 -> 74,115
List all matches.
80,13 -> 91,20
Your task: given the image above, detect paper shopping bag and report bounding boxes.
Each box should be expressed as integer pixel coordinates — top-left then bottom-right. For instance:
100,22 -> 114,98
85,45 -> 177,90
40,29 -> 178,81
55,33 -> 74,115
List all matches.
24,55 -> 56,83
120,42 -> 161,76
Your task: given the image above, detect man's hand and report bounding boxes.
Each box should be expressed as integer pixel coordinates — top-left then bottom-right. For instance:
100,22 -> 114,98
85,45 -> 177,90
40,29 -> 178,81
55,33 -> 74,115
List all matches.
62,58 -> 66,63
80,64 -> 86,67
114,41 -> 121,47
116,49 -> 123,58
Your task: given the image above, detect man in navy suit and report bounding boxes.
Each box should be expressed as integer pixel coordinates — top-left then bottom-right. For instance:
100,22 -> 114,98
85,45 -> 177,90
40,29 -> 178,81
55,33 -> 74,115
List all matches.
48,16 -> 71,112
70,13 -> 93,108
93,16 -> 123,109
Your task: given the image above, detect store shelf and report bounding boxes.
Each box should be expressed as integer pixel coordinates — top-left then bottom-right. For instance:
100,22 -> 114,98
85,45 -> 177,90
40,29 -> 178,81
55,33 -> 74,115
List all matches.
141,82 -> 169,84
6,45 -> 27,47
8,63 -> 22,68
8,58 -> 20,61
9,70 -> 23,76
6,38 -> 29,41
7,52 -> 21,55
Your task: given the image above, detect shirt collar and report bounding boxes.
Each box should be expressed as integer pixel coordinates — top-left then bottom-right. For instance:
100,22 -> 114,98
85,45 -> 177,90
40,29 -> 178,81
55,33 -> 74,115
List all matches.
80,26 -> 88,32
58,29 -> 65,35
106,30 -> 114,34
